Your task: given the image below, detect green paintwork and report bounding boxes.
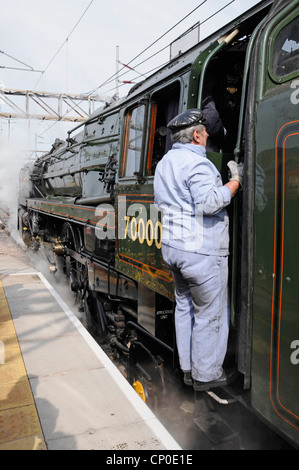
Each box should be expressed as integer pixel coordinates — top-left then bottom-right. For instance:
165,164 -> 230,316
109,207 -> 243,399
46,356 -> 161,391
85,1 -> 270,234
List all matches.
187,41 -> 219,109
27,198 -> 103,228
115,183 -> 174,300
251,2 -> 299,445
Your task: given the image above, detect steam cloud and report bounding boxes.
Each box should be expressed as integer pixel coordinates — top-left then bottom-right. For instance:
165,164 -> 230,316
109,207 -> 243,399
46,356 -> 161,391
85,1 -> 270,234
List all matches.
0,140 -> 28,241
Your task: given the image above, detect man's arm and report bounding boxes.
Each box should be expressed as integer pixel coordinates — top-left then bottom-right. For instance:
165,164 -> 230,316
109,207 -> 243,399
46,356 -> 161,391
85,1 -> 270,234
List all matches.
225,180 -> 240,197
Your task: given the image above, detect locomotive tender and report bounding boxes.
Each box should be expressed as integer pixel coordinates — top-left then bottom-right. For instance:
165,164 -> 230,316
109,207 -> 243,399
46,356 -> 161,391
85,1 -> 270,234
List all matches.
18,0 -> 299,447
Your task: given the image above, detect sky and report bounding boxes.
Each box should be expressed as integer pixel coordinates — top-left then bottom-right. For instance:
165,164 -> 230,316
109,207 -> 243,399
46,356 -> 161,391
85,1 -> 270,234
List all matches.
0,0 -> 263,154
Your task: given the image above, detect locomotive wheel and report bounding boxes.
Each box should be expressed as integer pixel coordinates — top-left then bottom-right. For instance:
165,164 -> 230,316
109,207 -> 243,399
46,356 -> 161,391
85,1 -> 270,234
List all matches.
61,223 -> 79,275
57,223 -> 107,341
59,223 -> 87,310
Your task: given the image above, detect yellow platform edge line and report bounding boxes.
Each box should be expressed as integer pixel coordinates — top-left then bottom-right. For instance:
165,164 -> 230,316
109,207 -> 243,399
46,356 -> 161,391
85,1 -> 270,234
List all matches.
0,278 -> 47,450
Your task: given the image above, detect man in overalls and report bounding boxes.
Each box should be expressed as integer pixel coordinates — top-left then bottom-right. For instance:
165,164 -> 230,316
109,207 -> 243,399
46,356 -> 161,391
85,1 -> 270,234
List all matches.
154,109 -> 243,391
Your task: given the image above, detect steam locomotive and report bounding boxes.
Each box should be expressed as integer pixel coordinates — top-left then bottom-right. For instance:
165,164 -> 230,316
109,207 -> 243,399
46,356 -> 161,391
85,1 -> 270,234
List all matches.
18,0 -> 299,448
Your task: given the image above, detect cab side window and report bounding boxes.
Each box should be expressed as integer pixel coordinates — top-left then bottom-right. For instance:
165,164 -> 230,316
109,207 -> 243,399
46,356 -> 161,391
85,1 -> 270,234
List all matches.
272,16 -> 299,79
146,83 -> 180,176
121,104 -> 146,178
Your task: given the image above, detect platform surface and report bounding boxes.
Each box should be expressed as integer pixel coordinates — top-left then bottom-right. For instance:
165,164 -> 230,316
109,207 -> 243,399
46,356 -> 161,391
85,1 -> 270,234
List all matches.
0,254 -> 181,450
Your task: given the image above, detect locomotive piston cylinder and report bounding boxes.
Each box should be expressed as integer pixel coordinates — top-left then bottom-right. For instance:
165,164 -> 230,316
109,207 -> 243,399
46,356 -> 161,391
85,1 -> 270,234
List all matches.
53,242 -> 67,256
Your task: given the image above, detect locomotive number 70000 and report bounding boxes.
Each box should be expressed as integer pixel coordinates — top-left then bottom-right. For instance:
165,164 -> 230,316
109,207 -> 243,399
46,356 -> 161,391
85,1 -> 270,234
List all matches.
124,215 -> 162,249
95,200 -> 162,249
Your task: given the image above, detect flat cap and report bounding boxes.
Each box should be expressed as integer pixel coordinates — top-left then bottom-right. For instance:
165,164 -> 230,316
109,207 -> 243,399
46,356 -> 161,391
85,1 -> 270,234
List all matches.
167,108 -> 206,132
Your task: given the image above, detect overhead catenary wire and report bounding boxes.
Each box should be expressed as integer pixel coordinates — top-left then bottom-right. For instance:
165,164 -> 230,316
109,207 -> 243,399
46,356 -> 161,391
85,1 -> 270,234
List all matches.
132,0 -> 236,72
0,66 -> 44,73
0,50 -> 44,73
123,0 -> 208,68
85,0 -> 208,96
103,60 -> 170,95
32,0 -> 95,92
87,0 -> 236,97
33,0 -> 238,146
1,1 -> 95,150
0,50 -> 36,71
31,0 -> 207,144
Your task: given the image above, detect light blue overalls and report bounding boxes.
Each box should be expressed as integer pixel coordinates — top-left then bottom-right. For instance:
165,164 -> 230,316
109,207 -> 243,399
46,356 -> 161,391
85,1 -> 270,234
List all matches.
154,142 -> 232,382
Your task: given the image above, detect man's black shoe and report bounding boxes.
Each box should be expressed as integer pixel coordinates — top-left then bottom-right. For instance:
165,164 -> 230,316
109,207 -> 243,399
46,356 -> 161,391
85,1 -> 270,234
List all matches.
183,371 -> 193,386
193,369 -> 236,392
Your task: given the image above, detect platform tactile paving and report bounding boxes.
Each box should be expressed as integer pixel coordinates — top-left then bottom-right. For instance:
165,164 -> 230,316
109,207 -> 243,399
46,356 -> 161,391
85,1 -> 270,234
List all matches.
0,280 -> 47,450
